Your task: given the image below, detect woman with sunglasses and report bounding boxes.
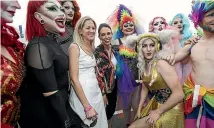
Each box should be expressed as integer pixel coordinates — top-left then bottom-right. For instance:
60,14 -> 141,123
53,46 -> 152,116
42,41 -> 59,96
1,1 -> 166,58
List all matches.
107,4 -> 144,127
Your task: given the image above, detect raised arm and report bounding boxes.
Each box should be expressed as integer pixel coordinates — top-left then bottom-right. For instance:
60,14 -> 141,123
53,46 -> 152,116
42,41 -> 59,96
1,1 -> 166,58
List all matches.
161,44 -> 192,65
68,44 -> 97,119
174,44 -> 192,62
26,42 -> 71,128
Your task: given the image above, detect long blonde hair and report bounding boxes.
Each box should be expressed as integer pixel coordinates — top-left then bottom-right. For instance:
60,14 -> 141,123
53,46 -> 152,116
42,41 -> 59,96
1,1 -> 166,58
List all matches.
73,16 -> 97,49
137,33 -> 160,78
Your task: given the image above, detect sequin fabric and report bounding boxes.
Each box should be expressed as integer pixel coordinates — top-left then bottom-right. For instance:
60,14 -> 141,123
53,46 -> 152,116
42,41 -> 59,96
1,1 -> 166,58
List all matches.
140,60 -> 184,128
1,48 -> 24,126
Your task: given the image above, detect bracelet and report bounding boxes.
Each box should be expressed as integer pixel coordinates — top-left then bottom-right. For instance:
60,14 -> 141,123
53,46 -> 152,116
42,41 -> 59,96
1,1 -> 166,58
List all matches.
84,105 -> 92,112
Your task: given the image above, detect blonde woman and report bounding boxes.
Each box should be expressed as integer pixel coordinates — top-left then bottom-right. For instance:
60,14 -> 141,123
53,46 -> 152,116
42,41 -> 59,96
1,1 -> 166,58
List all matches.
68,16 -> 108,128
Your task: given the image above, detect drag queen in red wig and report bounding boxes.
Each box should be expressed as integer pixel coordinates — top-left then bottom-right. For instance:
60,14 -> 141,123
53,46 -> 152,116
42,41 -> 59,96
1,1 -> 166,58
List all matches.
19,0 -> 82,128
1,1 -> 25,128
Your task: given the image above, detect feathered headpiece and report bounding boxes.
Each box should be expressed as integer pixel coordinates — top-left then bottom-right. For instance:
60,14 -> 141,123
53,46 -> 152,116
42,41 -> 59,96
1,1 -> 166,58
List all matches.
107,4 -> 144,40
189,0 -> 214,28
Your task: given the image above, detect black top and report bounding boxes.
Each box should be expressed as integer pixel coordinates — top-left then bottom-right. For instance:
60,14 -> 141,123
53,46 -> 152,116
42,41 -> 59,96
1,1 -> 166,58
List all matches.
20,34 -> 81,128
57,25 -> 74,55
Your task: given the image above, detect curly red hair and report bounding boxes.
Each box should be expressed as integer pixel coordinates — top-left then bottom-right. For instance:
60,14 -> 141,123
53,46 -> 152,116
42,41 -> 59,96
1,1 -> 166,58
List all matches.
61,0 -> 81,28
1,24 -> 25,57
149,17 -> 168,32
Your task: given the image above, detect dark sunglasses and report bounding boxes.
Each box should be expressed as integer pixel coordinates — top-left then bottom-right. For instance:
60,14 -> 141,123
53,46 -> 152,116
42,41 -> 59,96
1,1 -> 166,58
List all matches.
123,23 -> 134,28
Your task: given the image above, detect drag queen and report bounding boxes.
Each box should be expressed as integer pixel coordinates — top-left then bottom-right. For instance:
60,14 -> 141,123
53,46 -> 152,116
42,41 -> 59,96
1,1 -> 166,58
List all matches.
19,0 -> 82,127
1,1 -> 25,128
129,33 -> 184,128
107,4 -> 144,126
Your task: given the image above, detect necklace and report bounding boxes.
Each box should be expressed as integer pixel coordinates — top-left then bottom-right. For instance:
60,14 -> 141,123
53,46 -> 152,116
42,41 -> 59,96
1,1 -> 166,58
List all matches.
82,44 -> 94,59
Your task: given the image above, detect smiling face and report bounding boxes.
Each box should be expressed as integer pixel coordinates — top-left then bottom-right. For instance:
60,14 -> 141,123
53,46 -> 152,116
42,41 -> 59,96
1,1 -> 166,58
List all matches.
201,8 -> 214,33
1,0 -> 21,24
34,0 -> 66,34
140,38 -> 156,60
153,18 -> 166,33
122,21 -> 135,36
80,19 -> 96,42
99,27 -> 112,47
172,17 -> 184,33
62,1 -> 74,22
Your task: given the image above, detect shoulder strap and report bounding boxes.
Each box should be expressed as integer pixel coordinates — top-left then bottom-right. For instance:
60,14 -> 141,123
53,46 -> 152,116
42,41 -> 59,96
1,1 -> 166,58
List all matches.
71,43 -> 80,57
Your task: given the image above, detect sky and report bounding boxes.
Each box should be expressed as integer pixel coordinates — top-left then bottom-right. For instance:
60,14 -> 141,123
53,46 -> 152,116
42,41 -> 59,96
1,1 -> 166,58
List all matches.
10,0 -> 195,45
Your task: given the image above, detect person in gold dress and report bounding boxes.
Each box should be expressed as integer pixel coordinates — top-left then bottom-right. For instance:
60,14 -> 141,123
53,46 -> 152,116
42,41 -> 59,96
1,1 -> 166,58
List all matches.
129,33 -> 184,128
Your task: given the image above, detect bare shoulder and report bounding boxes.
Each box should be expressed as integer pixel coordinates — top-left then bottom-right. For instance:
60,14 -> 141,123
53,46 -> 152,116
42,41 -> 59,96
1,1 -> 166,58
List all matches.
157,60 -> 173,71
70,43 -> 79,49
68,43 -> 80,55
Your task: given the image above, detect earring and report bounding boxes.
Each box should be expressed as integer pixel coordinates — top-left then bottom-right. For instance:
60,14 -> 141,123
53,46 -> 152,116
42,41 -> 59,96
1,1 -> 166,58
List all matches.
40,19 -> 45,24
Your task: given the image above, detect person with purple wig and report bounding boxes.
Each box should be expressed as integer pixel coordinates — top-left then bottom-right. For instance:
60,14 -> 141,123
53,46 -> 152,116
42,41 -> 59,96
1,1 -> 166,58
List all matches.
162,0 -> 214,128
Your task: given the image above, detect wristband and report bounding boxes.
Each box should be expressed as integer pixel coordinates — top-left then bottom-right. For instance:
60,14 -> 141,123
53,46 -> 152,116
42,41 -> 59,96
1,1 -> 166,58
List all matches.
84,105 -> 92,112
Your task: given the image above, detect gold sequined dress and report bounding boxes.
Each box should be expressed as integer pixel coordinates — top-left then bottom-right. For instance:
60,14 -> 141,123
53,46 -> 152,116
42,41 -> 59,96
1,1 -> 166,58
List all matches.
140,61 -> 184,128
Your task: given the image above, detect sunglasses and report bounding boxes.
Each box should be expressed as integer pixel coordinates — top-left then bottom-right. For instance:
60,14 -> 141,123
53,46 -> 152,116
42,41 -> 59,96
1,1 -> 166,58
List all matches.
123,23 -> 134,28
81,117 -> 98,127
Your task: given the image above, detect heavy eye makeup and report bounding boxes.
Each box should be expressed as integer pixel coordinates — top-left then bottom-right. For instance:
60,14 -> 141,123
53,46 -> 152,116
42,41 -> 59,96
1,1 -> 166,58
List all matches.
45,2 -> 61,12
142,43 -> 155,48
64,6 -> 75,11
154,22 -> 159,26
123,22 -> 134,28
173,21 -> 178,25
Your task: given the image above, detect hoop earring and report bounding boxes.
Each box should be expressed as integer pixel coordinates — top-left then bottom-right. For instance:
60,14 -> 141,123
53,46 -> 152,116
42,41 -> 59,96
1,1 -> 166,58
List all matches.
40,19 -> 45,24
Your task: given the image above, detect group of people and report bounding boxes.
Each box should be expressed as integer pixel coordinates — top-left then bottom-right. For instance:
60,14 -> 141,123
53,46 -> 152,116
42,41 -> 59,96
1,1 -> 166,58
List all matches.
1,0 -> 213,128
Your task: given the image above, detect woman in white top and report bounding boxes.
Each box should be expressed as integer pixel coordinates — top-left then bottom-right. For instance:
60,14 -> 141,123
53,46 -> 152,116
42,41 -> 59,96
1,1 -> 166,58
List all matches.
68,16 -> 108,128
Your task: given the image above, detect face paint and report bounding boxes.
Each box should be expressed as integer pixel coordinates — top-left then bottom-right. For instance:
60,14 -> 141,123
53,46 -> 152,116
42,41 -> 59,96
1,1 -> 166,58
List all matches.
141,39 -> 156,60
122,21 -> 135,36
172,17 -> 184,33
62,1 -> 74,22
153,18 -> 166,33
36,0 -> 66,34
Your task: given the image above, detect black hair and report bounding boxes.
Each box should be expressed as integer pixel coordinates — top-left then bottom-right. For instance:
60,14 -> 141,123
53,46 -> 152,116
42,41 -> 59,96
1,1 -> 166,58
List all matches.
98,23 -> 112,37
